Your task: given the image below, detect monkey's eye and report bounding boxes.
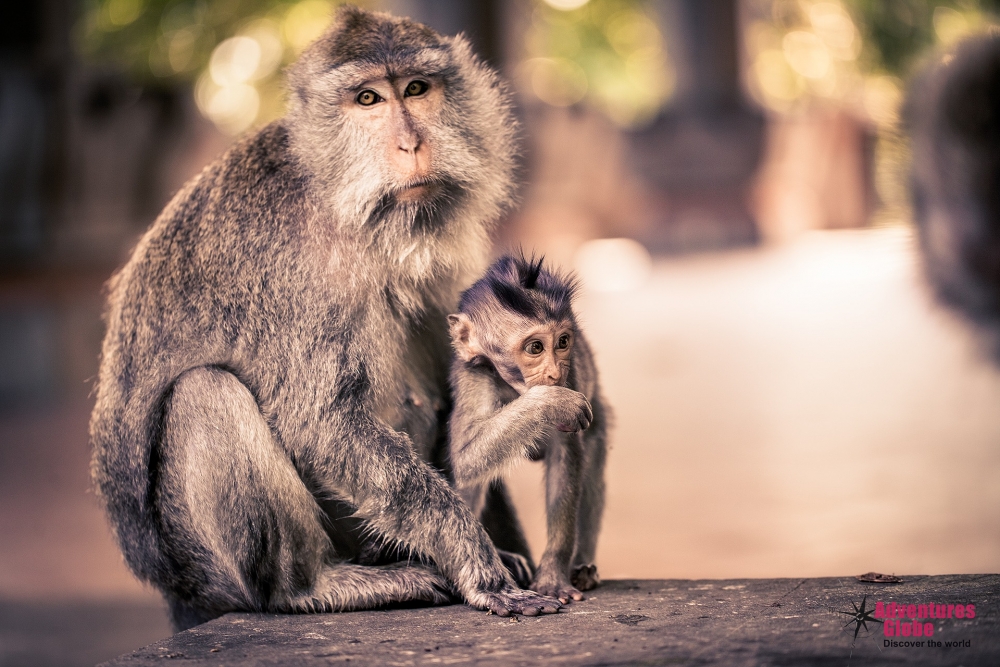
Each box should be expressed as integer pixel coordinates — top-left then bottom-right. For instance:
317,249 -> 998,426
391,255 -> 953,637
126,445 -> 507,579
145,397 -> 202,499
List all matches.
557,334 -> 571,349
525,340 -> 544,355
356,90 -> 382,106
404,80 -> 429,97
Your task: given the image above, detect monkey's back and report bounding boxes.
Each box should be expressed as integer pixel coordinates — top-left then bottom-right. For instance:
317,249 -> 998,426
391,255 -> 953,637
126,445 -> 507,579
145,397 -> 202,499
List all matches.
89,122 -> 321,583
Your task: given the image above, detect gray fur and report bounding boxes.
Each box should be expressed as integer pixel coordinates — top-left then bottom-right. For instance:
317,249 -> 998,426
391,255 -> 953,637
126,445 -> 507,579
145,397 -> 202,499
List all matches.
89,6 -> 560,630
447,258 -> 608,603
908,32 -> 1000,358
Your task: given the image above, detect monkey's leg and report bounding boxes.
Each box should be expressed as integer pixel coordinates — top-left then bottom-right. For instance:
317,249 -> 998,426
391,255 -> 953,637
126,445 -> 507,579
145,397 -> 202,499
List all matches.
156,367 -> 452,630
481,481 -> 535,588
310,407 -> 560,617
451,478 -> 533,588
531,431 -> 585,604
571,410 -> 607,592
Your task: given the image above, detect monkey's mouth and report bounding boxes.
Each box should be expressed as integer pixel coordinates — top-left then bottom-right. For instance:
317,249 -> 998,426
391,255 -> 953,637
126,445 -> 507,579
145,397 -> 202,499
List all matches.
395,179 -> 443,203
368,178 -> 465,232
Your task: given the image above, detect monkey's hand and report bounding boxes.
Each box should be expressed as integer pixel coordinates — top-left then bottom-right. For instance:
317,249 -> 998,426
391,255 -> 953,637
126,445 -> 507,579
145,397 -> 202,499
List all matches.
526,385 -> 592,432
571,563 -> 601,591
467,585 -> 562,617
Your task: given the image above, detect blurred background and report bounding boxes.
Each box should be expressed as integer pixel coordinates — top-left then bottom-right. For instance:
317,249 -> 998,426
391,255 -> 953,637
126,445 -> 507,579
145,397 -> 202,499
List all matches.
1,0 -> 999,664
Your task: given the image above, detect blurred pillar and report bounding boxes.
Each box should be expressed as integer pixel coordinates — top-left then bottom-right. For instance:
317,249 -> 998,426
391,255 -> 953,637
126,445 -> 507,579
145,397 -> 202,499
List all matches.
0,1 -> 68,264
631,0 -> 765,253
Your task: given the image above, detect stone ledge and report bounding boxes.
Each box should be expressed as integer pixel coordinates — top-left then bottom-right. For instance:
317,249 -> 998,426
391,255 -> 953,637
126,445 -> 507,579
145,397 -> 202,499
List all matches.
102,574 -> 1000,666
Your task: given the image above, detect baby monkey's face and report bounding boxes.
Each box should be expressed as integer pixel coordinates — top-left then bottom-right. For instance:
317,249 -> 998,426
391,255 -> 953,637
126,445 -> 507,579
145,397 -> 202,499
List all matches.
503,319 -> 574,391
447,310 -> 575,394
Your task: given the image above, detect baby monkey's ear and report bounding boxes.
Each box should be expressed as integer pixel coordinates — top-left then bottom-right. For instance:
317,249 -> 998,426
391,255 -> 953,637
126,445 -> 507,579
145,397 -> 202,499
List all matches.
447,313 -> 483,362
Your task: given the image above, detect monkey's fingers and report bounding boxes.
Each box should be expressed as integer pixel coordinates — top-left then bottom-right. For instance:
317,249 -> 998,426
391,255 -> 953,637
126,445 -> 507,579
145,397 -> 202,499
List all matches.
557,402 -> 592,432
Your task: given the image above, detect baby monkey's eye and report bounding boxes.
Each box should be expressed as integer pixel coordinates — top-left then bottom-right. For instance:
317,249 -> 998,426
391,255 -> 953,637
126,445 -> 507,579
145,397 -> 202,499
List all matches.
557,334 -> 571,349
404,80 -> 429,97
525,340 -> 544,355
356,90 -> 382,106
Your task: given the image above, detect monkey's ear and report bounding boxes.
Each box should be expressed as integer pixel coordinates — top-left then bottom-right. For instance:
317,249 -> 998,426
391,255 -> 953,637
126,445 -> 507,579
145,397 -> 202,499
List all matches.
447,313 -> 482,362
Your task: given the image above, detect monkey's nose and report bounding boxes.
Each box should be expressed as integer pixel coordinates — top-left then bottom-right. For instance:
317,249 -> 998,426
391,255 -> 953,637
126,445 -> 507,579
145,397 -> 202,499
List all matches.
398,132 -> 421,154
392,131 -> 430,178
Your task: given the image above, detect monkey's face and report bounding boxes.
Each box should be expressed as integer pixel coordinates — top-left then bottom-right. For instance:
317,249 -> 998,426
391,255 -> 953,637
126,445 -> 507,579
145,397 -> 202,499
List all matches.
287,8 -> 517,258
343,75 -> 439,194
289,49 -> 487,239
336,69 -> 467,231
448,311 -> 575,393
501,319 -> 575,392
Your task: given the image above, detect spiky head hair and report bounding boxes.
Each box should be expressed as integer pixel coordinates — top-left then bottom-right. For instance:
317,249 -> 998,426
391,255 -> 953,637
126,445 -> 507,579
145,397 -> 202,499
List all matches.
458,253 -> 579,324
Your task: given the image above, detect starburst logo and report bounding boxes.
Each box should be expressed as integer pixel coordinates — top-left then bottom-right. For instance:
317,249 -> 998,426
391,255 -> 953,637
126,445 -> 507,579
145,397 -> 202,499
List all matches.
839,595 -> 883,641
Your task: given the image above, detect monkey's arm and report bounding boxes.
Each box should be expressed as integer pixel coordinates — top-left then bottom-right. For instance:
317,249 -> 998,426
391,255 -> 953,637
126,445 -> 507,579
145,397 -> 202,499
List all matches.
301,402 -> 559,617
448,365 -> 592,488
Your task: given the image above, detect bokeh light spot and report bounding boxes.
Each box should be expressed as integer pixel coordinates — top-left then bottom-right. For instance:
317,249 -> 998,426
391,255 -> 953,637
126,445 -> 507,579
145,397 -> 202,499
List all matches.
783,30 -> 831,80
284,0 -> 335,53
543,0 -> 591,11
210,36 -> 262,87
522,57 -> 589,107
107,0 -> 143,27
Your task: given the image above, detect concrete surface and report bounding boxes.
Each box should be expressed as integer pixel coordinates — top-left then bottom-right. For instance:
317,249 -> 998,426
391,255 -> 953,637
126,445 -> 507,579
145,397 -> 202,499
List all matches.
103,575 -> 999,666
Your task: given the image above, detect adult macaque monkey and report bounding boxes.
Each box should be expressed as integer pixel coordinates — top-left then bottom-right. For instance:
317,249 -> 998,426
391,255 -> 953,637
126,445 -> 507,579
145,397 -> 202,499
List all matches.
908,33 -> 1000,358
447,255 -> 608,604
90,7 -> 562,629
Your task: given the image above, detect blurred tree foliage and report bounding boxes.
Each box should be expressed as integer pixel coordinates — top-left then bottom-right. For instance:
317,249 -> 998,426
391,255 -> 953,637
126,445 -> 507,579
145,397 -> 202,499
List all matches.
78,0 -> 362,133
79,0 -> 1000,134
520,0 -> 674,128
85,0 -> 288,82
750,0 -> 998,227
844,0 -> 1000,75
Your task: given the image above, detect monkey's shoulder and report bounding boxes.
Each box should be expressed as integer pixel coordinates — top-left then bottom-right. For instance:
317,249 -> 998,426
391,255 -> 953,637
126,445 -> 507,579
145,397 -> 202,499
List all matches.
117,123 -> 318,297
150,122 -> 309,243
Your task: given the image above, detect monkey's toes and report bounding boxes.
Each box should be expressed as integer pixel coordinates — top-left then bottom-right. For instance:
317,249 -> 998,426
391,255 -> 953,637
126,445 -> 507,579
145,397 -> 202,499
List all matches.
571,564 -> 601,591
531,574 -> 585,604
482,588 -> 561,617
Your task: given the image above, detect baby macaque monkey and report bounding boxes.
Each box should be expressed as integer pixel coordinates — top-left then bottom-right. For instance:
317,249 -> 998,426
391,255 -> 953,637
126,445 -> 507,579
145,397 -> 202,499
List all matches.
447,254 -> 607,604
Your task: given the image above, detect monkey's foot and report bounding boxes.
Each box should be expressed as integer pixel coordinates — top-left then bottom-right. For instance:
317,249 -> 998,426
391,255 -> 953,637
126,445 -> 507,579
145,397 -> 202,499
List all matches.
497,550 -> 534,588
531,572 -> 585,605
571,563 -> 601,591
468,587 -> 561,617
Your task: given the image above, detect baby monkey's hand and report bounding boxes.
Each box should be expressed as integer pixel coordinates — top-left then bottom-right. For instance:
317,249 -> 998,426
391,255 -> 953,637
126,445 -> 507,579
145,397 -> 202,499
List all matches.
526,385 -> 593,432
